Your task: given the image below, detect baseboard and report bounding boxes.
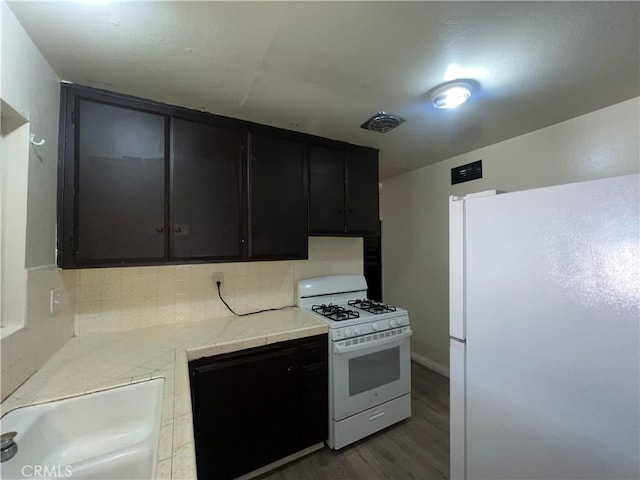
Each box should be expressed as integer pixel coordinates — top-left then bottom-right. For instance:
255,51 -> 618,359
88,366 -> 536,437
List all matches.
411,351 -> 450,378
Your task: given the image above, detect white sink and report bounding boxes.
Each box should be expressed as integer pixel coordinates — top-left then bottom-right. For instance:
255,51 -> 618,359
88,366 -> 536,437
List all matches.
0,378 -> 164,480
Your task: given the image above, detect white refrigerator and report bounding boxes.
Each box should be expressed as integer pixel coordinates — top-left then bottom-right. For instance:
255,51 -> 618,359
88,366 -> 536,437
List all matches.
449,174 -> 639,480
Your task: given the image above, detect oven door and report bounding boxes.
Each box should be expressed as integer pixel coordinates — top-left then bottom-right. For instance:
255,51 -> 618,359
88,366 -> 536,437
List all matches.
331,328 -> 412,421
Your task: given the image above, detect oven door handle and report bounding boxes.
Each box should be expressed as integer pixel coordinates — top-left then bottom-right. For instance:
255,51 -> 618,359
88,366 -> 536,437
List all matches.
333,329 -> 412,354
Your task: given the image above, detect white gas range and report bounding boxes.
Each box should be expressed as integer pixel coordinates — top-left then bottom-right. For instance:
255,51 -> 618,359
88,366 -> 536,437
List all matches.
297,275 -> 412,450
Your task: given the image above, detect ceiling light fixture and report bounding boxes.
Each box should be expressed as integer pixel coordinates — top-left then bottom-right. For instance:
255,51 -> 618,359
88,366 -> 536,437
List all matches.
430,79 -> 478,109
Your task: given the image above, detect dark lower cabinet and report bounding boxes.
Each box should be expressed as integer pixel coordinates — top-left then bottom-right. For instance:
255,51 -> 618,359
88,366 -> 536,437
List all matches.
248,133 -> 308,260
189,334 -> 328,480
300,363 -> 329,445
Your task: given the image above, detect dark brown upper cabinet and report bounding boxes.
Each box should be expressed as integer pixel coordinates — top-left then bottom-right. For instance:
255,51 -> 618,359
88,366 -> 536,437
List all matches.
59,86 -> 250,268
58,84 -> 378,268
248,132 -> 308,260
170,117 -> 244,261
308,145 -> 345,233
308,143 -> 379,236
62,95 -> 168,266
344,147 -> 380,234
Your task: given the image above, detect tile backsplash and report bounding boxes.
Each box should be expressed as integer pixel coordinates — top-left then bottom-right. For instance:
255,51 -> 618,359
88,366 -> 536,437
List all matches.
75,237 -> 363,335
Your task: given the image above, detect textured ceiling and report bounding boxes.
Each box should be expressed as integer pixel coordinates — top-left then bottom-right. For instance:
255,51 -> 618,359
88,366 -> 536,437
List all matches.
7,1 -> 640,179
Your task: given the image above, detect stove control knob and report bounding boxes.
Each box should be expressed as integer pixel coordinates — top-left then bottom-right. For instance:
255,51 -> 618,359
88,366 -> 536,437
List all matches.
344,328 -> 352,337
398,318 -> 406,326
353,326 -> 361,335
389,319 -> 398,328
371,323 -> 379,331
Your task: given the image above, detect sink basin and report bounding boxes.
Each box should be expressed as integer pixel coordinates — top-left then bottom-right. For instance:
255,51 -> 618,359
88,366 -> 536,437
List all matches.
0,378 -> 164,480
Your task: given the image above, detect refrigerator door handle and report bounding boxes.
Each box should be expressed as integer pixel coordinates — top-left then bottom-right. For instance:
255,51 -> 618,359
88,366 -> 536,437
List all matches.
449,196 -> 466,340
450,337 -> 466,344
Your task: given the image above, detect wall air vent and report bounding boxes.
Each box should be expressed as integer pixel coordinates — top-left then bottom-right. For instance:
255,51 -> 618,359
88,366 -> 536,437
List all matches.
360,112 -> 405,133
451,160 -> 482,185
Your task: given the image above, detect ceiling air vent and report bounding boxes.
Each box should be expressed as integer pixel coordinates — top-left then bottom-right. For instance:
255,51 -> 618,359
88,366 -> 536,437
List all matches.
360,112 -> 405,133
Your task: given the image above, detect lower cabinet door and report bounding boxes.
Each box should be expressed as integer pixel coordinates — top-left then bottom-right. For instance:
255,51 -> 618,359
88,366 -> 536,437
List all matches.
190,345 -> 301,480
300,362 -> 329,447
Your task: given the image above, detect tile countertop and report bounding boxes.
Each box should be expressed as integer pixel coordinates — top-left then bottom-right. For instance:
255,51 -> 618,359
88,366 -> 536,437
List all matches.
0,308 -> 328,480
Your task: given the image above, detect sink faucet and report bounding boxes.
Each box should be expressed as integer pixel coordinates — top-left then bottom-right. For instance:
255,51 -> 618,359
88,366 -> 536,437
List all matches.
1,432 -> 18,462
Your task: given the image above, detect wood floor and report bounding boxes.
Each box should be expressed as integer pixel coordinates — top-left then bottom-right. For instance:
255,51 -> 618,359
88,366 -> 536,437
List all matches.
260,362 -> 450,480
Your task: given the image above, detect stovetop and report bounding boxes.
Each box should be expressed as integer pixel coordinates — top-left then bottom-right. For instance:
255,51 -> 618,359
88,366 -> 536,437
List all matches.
312,304 -> 360,322
348,299 -> 397,315
306,299 -> 407,326
311,300 -> 399,322
304,300 -> 409,341
296,276 -> 410,340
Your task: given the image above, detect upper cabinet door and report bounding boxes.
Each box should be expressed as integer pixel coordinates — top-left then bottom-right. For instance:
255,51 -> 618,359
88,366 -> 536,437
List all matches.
248,133 -> 308,260
171,117 -> 244,261
75,99 -> 166,264
345,148 -> 379,235
308,145 -> 346,234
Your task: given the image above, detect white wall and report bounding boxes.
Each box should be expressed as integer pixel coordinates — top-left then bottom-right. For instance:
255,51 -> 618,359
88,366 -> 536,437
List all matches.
1,115 -> 29,330
1,1 -> 60,267
381,97 -> 640,372
1,1 -> 76,400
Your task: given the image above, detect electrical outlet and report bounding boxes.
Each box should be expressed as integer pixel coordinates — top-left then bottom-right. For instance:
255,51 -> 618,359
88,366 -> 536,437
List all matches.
212,272 -> 224,287
50,288 -> 62,316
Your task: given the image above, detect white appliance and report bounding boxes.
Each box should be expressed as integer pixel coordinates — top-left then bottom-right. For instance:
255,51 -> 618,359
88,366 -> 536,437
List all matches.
449,174 -> 639,480
296,275 -> 412,449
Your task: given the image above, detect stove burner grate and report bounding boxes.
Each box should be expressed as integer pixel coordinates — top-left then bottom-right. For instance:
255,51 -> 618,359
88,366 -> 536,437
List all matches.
348,299 -> 397,314
312,304 -> 360,321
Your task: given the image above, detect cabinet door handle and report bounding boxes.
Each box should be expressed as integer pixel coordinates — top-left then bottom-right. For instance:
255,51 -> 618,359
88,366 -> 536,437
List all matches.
175,226 -> 182,234
337,209 -> 344,214
252,230 -> 258,236
156,226 -> 164,233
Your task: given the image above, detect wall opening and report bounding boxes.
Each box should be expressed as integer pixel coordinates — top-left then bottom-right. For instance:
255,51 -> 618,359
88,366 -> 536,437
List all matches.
1,100 -> 29,337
